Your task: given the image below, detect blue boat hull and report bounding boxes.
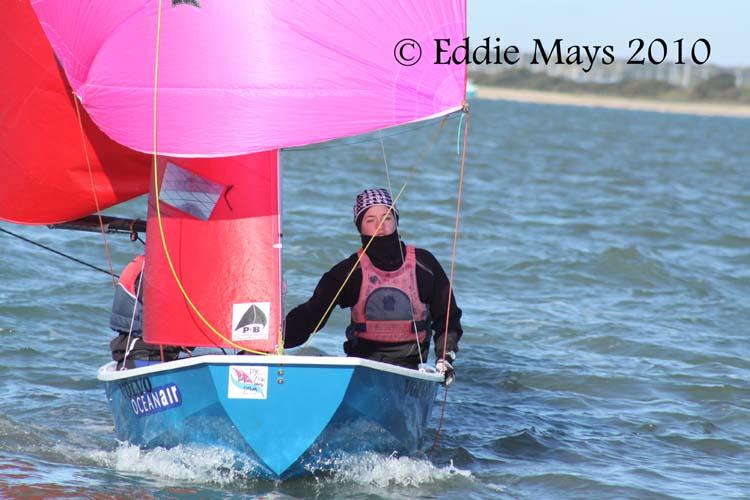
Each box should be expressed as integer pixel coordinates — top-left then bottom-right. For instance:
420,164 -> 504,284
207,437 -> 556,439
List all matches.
98,355 -> 442,478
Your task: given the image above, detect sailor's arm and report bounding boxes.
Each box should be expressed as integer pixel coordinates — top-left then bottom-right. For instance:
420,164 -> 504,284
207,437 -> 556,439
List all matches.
431,280 -> 462,360
415,249 -> 463,360
283,257 -> 358,348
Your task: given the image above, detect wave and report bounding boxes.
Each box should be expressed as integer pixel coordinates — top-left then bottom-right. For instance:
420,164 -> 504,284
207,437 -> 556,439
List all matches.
82,444 -> 472,493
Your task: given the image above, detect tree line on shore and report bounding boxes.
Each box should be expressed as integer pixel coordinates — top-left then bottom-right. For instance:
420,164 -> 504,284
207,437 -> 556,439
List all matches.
471,69 -> 750,105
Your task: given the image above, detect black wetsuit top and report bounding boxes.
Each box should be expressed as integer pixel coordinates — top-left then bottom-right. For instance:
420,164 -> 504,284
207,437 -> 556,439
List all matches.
284,232 -> 462,368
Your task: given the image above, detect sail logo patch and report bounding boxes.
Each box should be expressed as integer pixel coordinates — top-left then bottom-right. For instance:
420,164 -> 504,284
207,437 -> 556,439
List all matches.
232,302 -> 270,341
127,383 -> 182,417
228,366 -> 268,399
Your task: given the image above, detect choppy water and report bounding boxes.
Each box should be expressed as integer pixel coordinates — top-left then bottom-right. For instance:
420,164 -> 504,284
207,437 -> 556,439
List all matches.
2,99 -> 749,499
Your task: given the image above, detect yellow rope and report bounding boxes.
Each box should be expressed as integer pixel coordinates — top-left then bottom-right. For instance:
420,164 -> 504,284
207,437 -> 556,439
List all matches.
151,1 -> 268,355
299,115 -> 452,349
150,6 -> 459,354
301,190 -> 403,348
380,133 -> 424,365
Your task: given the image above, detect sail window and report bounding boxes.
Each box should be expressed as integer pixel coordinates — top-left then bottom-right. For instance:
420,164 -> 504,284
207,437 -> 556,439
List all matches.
159,161 -> 224,220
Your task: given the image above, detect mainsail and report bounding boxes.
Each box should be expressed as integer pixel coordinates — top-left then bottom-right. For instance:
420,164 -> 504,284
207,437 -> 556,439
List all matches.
144,152 -> 281,350
4,0 -> 466,352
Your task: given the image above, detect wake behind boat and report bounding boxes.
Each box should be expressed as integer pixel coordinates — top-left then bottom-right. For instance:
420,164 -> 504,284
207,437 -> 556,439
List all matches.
98,355 -> 442,479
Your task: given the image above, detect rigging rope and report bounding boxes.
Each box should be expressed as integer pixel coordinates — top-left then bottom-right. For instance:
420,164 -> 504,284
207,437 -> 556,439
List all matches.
288,117 -> 457,152
299,115 -> 451,351
379,132 -> 424,366
120,257 -> 146,370
72,94 -> 118,289
148,3 -> 463,357
0,227 -> 119,278
151,0 -> 268,355
429,108 -> 470,457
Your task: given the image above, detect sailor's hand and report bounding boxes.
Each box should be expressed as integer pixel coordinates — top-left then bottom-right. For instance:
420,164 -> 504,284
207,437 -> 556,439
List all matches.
435,359 -> 455,387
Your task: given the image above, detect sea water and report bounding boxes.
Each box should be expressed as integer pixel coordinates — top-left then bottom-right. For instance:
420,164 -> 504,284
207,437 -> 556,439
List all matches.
1,99 -> 749,498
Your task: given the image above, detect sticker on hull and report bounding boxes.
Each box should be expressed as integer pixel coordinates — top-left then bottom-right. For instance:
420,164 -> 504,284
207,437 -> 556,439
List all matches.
126,382 -> 182,417
228,365 -> 268,399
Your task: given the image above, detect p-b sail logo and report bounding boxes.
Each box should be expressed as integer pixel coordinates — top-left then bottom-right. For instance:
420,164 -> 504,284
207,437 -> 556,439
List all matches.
232,302 -> 270,341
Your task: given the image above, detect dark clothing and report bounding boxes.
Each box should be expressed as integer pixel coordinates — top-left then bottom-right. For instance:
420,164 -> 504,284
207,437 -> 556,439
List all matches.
110,334 -> 182,369
284,232 -> 462,368
110,258 -> 146,339
109,259 -> 185,369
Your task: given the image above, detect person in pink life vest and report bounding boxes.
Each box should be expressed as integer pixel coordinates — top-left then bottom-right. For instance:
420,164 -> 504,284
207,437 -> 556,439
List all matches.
284,188 -> 462,385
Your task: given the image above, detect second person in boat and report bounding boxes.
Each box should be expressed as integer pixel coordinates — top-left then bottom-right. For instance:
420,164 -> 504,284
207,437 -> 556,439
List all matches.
109,254 -> 190,369
284,188 -> 462,384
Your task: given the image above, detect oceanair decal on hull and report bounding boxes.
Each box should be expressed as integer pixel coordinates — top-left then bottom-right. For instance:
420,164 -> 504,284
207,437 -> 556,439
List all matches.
232,302 -> 270,341
120,377 -> 182,417
228,365 -> 268,400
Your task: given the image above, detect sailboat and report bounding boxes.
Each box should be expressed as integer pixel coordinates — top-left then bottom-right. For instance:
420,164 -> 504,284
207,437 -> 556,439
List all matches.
2,0 -> 467,479
467,79 -> 478,99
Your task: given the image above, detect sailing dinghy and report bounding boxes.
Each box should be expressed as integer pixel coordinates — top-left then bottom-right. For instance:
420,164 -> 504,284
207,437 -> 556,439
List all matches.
2,0 -> 467,478
99,355 -> 442,478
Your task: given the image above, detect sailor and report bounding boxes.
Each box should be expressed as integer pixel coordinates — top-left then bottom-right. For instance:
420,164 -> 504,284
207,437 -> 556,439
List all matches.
109,255 -> 183,369
284,188 -> 462,385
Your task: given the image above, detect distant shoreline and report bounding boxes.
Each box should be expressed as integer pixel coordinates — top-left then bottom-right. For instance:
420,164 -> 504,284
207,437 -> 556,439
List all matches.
475,86 -> 750,119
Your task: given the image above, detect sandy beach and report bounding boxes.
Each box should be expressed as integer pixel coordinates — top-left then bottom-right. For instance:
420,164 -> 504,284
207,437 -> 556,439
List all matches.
476,86 -> 750,119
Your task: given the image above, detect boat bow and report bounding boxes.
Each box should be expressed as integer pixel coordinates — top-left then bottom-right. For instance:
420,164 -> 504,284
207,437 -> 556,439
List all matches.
98,355 -> 442,478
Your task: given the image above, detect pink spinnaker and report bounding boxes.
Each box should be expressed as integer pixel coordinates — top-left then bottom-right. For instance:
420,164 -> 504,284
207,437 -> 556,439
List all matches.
32,0 -> 467,156
13,0 -> 467,350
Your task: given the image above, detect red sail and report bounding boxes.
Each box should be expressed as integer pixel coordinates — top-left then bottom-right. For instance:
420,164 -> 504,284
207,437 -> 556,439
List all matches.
142,152 -> 281,352
0,0 -> 149,225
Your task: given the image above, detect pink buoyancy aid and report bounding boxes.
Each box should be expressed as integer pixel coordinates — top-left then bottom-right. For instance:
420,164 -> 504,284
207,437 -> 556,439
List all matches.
118,255 -> 145,297
109,255 -> 145,335
348,245 -> 429,343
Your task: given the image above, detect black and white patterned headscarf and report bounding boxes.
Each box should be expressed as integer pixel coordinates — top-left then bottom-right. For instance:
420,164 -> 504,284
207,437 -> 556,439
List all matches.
353,188 -> 399,229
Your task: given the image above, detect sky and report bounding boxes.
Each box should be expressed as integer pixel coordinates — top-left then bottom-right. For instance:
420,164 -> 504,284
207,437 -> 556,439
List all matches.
468,0 -> 750,67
